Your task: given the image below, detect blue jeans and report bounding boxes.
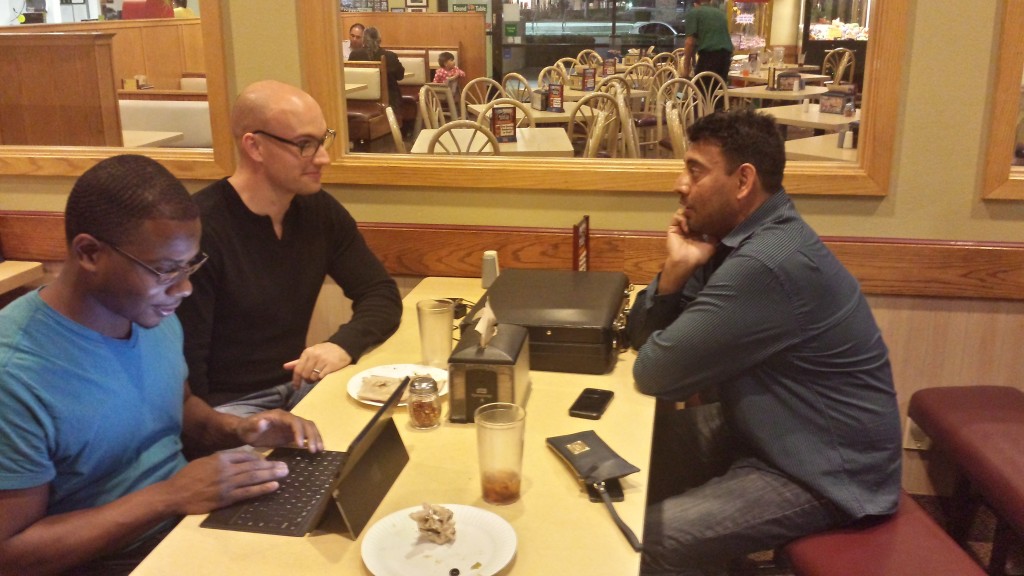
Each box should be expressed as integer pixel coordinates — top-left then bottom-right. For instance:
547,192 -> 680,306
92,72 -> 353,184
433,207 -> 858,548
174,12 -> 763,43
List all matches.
213,380 -> 316,418
640,404 -> 848,576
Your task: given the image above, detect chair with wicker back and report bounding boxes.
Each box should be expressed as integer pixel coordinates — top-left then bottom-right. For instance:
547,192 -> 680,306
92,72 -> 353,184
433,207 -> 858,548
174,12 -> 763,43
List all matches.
567,91 -> 622,158
427,119 -> 501,155
418,84 -> 448,129
691,71 -> 730,112
475,97 -> 536,129
460,77 -> 505,120
537,65 -> 567,89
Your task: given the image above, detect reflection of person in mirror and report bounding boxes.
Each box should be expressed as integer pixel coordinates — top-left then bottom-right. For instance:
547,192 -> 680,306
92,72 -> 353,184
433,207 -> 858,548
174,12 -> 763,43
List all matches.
344,22 -> 365,61
176,80 -> 402,417
627,109 -> 901,576
683,0 -> 733,109
349,27 -> 406,113
173,0 -> 197,18
0,154 -> 323,575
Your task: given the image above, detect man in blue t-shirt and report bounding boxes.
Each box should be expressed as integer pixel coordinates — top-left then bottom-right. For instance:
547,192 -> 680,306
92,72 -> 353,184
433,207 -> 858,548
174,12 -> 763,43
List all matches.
0,155 -> 324,575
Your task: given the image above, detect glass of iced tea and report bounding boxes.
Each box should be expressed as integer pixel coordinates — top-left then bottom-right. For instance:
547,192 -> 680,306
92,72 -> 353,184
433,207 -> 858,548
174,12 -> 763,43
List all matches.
475,402 -> 526,505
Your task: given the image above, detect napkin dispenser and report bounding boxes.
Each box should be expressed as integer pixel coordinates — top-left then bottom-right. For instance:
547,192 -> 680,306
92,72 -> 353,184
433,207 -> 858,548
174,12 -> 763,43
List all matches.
447,324 -> 530,423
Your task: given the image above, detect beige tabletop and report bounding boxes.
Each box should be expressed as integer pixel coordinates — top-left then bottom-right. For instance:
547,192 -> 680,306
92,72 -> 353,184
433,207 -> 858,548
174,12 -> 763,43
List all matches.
121,130 -> 184,148
410,127 -> 575,157
760,103 -> 861,131
0,260 -> 44,296
728,85 -> 829,102
345,83 -> 368,95
131,277 -> 653,575
785,133 -> 859,162
467,102 -> 582,125
728,71 -> 832,86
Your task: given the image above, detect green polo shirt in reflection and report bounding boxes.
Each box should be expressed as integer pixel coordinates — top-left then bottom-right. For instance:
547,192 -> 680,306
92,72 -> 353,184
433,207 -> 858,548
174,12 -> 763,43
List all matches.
686,4 -> 734,53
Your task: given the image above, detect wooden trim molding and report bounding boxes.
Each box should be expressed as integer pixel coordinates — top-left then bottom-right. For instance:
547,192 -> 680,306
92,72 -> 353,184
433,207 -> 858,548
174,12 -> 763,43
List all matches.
3,212 -> 1023,301
982,0 -> 1024,200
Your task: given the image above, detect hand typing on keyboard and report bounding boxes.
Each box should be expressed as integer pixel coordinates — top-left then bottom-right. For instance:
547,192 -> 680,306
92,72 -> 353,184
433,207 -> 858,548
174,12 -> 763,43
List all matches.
161,450 -> 292,515
234,408 -> 324,454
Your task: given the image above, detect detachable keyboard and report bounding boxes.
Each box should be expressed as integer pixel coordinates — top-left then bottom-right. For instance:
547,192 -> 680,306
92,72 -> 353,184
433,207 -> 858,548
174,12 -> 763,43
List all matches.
200,448 -> 348,536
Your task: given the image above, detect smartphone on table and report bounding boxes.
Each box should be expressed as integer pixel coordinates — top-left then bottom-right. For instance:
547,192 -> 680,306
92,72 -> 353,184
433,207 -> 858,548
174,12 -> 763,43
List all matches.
569,388 -> 614,420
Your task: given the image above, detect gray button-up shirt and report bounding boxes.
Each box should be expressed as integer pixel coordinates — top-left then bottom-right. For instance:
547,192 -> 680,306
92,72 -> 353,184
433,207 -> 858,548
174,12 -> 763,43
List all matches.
627,190 -> 901,518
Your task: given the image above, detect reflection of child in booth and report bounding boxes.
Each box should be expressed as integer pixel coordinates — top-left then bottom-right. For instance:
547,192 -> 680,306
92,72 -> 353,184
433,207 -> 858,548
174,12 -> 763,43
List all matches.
433,52 -> 466,101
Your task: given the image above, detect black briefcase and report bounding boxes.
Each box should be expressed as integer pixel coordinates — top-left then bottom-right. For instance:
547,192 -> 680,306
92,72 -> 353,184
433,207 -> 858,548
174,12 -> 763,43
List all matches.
462,269 -> 631,374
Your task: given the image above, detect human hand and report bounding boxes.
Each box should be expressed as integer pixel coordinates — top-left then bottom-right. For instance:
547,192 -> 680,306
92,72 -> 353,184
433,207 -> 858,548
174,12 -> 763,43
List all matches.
235,409 -> 323,453
659,208 -> 718,294
165,450 -> 289,515
283,342 -> 353,388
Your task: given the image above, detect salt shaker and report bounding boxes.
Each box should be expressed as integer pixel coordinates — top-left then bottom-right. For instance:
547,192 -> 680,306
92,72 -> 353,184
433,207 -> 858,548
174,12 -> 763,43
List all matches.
408,375 -> 442,430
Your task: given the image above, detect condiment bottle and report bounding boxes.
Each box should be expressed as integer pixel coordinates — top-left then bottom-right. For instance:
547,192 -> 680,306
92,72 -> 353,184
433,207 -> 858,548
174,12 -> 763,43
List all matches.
408,375 -> 442,430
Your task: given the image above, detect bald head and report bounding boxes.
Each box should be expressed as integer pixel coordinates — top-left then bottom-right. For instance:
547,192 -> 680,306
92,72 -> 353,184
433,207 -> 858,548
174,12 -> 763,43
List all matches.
230,80 -> 324,141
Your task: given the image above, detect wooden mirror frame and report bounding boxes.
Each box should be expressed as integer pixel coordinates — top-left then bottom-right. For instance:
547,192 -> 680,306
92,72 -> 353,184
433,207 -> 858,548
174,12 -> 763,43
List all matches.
0,0 -> 235,179
982,0 -> 1024,200
304,0 -> 906,196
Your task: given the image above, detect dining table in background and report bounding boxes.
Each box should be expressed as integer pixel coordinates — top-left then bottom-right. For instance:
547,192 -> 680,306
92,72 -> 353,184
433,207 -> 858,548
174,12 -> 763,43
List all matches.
0,260 -> 44,296
728,84 -> 830,104
121,130 -> 185,148
727,71 -> 832,86
131,276 -> 654,576
410,127 -> 575,157
784,133 -> 859,162
760,103 -> 861,139
467,102 -> 582,126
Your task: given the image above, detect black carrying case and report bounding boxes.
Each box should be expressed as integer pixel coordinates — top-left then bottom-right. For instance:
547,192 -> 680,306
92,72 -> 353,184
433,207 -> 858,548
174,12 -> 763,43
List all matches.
462,269 -> 631,374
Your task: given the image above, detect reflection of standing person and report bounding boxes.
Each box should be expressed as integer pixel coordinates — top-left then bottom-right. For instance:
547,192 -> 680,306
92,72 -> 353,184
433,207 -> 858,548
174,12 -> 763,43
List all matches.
683,0 -> 733,105
349,27 -> 406,113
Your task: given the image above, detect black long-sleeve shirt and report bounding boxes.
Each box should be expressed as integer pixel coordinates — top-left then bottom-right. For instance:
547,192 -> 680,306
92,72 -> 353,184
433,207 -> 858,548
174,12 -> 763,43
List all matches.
177,179 -> 402,405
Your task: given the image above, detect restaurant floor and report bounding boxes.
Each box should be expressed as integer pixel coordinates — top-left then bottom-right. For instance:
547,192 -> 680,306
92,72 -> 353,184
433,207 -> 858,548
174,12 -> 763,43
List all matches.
729,495 -> 1004,575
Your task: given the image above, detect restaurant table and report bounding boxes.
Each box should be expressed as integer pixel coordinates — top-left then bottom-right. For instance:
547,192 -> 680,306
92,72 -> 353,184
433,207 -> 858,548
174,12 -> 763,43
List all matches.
467,102 -> 582,125
728,85 -> 829,103
410,127 -> 575,157
344,83 -> 368,95
728,71 -> 831,86
785,133 -> 858,162
121,130 -> 184,148
563,86 -> 646,104
0,260 -> 44,296
131,277 -> 654,576
759,102 -> 860,132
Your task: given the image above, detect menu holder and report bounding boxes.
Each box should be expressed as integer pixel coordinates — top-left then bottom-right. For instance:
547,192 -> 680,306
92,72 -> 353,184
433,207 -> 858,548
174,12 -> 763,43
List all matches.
819,91 -> 855,115
582,68 -> 596,92
775,71 -> 803,92
531,89 -> 547,111
490,106 -> 517,142
602,58 -> 616,76
569,73 -> 583,90
546,84 -> 564,113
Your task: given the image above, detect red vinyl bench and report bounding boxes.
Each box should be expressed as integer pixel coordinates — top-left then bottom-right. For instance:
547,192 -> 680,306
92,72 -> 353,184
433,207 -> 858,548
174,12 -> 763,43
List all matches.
784,492 -> 985,576
908,385 -> 1024,575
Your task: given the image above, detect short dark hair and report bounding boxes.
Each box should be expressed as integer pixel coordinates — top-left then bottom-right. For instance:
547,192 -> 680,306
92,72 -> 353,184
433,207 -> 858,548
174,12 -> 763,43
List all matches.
438,52 -> 455,66
687,109 -> 786,193
64,155 -> 198,245
349,22 -> 364,33
173,0 -> 187,8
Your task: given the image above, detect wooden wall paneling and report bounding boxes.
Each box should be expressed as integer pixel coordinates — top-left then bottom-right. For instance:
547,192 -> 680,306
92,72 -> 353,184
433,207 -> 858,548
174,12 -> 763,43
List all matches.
0,33 -> 122,147
110,27 -> 147,88
338,13 -> 487,81
179,22 -> 207,75
141,25 -> 188,89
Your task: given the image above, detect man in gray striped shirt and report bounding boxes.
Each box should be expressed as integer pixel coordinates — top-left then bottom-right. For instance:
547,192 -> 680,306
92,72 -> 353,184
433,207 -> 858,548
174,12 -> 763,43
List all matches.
628,109 -> 901,576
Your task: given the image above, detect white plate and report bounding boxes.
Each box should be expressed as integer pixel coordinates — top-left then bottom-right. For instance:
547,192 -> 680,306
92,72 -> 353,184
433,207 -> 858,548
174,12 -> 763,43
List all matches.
361,504 -> 517,576
347,364 -> 448,407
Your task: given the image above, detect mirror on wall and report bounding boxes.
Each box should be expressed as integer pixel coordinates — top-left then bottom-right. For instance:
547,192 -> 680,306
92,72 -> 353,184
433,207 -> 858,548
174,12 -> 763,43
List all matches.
982,0 -> 1024,200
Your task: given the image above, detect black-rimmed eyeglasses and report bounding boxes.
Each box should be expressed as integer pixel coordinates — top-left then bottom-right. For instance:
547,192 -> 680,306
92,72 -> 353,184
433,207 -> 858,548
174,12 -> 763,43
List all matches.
252,128 -> 336,158
102,241 -> 208,286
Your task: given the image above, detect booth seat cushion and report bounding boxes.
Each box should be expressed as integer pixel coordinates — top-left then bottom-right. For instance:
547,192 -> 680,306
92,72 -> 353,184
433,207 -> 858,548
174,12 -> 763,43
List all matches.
907,385 -> 1024,534
179,77 -> 207,92
398,56 -> 427,86
345,68 -> 382,101
346,100 -> 388,143
784,492 -> 985,576
118,99 -> 212,148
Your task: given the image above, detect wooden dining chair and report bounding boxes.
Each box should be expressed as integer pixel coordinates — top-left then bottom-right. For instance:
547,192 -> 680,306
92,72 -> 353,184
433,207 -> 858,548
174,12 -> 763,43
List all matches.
596,74 -> 631,100
427,119 -> 500,155
501,72 -> 532,103
656,78 -> 704,158
538,65 -> 567,89
576,49 -> 602,68
822,47 -> 856,87
651,52 -> 676,70
460,77 -> 505,120
418,84 -> 448,129
554,57 -> 578,80
664,106 -> 688,160
475,97 -> 536,128
624,62 -> 657,110
384,105 -> 406,153
691,71 -> 730,112
568,92 -> 621,158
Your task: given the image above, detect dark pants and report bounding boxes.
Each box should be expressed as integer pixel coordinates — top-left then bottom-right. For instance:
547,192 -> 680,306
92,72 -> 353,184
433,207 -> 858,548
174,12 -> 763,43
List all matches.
696,49 -> 733,111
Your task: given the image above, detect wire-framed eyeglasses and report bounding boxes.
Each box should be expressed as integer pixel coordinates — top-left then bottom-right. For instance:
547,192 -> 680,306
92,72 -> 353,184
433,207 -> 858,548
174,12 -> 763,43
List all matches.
102,241 -> 208,286
252,128 -> 336,158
